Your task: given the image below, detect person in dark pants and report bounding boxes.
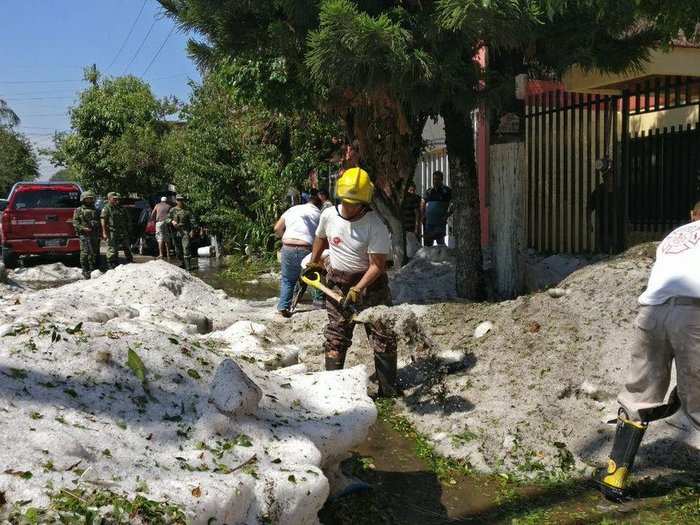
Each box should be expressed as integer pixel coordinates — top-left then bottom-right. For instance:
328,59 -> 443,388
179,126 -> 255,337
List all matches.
169,195 -> 195,270
421,171 -> 452,246
72,191 -> 100,279
401,182 -> 422,258
100,192 -> 132,269
305,167 -> 398,397
587,171 -> 616,253
274,190 -> 323,317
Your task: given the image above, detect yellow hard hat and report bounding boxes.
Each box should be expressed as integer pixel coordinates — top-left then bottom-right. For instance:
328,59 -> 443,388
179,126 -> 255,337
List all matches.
336,167 -> 374,204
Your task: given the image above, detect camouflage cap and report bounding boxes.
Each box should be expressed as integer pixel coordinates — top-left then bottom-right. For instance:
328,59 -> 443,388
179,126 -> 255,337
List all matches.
107,191 -> 121,199
175,194 -> 185,201
80,191 -> 95,201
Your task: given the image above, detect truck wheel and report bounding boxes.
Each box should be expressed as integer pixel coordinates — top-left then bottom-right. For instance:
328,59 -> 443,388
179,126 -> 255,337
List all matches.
1,247 -> 17,268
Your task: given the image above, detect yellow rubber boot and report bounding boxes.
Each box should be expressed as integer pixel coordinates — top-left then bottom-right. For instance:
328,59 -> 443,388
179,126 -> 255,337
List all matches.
596,413 -> 647,502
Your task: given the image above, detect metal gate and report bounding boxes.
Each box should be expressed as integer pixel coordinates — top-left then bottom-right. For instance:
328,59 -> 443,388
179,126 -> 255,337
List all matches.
624,78 -> 700,241
525,91 -> 621,253
526,77 -> 700,254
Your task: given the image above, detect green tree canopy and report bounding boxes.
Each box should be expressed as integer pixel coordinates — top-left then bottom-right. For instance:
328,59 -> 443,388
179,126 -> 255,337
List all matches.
50,70 -> 178,196
163,61 -> 341,252
0,127 -> 38,197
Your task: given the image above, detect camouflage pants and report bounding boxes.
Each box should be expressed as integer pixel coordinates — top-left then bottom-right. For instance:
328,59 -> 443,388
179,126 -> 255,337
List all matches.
78,235 -> 100,272
106,235 -> 132,264
323,268 -> 397,367
175,232 -> 191,268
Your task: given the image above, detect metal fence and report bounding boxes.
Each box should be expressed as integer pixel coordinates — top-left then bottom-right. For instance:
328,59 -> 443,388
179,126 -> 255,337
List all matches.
526,76 -> 700,254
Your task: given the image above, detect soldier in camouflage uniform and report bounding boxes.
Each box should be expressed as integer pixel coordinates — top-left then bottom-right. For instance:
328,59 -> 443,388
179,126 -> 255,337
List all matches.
100,191 -> 133,269
169,195 -> 195,270
72,191 -> 100,279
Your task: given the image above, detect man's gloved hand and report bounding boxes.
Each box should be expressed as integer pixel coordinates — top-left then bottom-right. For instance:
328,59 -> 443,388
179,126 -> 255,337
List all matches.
341,287 -> 363,309
303,260 -> 325,277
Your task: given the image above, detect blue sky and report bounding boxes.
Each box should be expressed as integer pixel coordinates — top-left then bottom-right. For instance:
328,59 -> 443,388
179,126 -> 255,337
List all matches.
0,0 -> 201,179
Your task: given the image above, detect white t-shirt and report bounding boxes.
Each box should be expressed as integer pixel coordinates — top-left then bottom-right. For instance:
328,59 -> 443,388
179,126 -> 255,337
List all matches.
281,203 -> 321,245
639,221 -> 700,305
316,206 -> 392,273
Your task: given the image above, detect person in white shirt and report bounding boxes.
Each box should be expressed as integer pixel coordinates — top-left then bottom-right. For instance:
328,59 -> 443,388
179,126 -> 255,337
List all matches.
273,190 -> 322,317
597,211 -> 700,501
305,167 -> 398,397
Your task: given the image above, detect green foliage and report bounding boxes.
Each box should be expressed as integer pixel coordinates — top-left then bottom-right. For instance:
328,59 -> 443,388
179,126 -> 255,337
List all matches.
0,127 -> 38,196
8,488 -> 186,524
50,70 -> 178,196
126,348 -> 147,384
0,99 -> 20,128
164,62 -> 340,253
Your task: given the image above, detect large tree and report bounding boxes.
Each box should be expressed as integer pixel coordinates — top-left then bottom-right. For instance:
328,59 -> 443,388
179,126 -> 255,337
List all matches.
159,0 -> 479,285
50,68 -> 178,196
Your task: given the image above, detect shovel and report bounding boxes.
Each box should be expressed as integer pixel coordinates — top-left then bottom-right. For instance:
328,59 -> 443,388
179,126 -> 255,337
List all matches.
301,271 -> 359,320
289,279 -> 307,313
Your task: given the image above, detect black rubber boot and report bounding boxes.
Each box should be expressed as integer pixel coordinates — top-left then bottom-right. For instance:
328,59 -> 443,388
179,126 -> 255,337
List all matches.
325,353 -> 346,371
595,411 -> 647,502
374,352 -> 399,398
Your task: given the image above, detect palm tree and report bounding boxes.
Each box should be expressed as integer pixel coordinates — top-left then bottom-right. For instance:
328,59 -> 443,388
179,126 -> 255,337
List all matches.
0,99 -> 19,128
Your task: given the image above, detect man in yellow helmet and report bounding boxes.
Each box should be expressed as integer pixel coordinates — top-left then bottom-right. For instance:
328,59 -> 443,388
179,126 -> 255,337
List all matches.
306,167 -> 398,397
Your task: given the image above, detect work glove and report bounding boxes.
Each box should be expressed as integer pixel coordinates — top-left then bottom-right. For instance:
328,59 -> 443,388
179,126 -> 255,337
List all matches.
303,260 -> 326,277
341,287 -> 363,309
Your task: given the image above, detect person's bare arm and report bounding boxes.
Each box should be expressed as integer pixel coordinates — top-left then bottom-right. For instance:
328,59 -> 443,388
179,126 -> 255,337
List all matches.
420,198 -> 426,224
101,218 -> 108,240
354,253 -> 386,292
310,236 -> 329,263
273,216 -> 286,238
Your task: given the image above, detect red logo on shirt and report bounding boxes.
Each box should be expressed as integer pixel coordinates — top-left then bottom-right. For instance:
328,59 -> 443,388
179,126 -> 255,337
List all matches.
331,236 -> 342,246
661,223 -> 700,254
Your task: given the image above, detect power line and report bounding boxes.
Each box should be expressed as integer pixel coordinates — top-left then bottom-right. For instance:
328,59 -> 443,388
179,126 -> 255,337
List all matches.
17,126 -> 68,131
122,17 -> 159,74
0,79 -> 84,85
141,24 -> 176,77
0,73 -> 187,91
0,89 -> 80,97
106,0 -> 149,71
17,113 -> 68,117
3,96 -> 75,102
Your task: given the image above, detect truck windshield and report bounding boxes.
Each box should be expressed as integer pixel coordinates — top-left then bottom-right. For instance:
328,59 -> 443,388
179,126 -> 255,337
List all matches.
13,190 -> 80,209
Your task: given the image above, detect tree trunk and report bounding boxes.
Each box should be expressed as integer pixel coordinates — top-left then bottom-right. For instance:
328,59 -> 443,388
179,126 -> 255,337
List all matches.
443,106 -> 484,300
342,107 -> 424,269
373,194 -> 405,268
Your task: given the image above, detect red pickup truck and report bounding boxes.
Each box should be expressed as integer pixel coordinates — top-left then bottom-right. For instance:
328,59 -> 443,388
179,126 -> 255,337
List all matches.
1,182 -> 83,267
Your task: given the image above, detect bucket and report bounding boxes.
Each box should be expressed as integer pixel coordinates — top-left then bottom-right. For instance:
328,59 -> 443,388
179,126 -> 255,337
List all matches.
197,246 -> 214,257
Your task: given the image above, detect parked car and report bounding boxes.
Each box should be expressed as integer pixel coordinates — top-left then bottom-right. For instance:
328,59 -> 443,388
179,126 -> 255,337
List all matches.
0,182 -> 82,267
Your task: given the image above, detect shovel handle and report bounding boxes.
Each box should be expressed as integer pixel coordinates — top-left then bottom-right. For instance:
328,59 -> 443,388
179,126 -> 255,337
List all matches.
301,271 -> 344,303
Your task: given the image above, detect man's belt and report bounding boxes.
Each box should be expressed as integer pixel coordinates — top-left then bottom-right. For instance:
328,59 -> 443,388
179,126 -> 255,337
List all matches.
664,296 -> 700,307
